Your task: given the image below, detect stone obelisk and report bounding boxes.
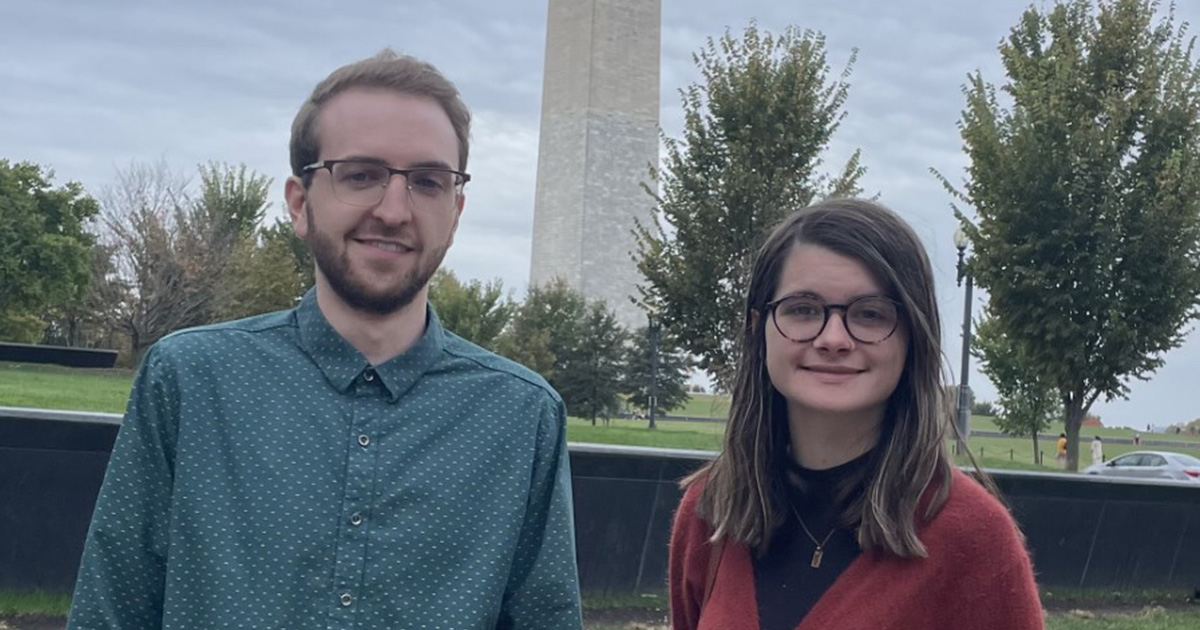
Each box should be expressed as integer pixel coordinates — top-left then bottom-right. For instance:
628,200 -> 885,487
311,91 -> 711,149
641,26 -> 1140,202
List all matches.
529,0 -> 661,330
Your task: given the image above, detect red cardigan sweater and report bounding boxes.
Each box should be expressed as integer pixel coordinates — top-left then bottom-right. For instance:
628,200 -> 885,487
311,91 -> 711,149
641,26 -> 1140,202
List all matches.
669,469 -> 1044,630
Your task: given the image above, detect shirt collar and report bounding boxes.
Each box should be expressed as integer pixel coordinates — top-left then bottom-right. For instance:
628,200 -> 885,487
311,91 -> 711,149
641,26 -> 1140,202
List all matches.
295,289 -> 447,402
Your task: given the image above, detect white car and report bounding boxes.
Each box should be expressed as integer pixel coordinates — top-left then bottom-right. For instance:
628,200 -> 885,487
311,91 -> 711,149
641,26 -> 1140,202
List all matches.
1083,450 -> 1200,482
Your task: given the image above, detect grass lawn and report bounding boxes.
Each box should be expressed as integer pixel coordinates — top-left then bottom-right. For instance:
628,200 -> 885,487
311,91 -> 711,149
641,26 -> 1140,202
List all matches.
4,588 -> 1194,630
3,361 -> 1197,473
0,362 -> 132,414
577,589 -> 1200,630
668,392 -> 730,418
567,417 -> 723,451
0,590 -> 72,617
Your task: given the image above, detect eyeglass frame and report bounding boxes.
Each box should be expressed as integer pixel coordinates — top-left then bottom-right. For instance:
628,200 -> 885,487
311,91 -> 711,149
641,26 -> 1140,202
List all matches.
301,159 -> 471,208
764,294 -> 903,344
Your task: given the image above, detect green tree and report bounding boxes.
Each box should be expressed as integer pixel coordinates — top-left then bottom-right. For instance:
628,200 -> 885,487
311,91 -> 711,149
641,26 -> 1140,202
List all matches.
555,301 -> 628,425
634,23 -> 864,389
0,160 -> 98,342
216,229 -> 312,321
428,269 -> 514,350
495,278 -> 586,385
189,163 -> 273,320
197,162 -> 271,239
620,325 -> 692,422
970,400 -> 998,417
262,217 -> 315,290
973,313 -> 1059,464
940,0 -> 1200,470
495,279 -> 628,422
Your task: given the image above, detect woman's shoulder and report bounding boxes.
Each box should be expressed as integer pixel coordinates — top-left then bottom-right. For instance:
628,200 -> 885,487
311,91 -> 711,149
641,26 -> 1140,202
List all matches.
676,470 -> 711,529
927,468 -> 1026,553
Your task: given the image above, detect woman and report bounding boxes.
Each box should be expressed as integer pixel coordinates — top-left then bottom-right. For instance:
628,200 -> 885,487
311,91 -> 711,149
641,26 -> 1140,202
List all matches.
668,199 -> 1042,630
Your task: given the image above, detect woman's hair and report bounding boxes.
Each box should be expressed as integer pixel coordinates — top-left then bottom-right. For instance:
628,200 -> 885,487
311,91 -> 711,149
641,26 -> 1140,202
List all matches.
688,198 -> 955,558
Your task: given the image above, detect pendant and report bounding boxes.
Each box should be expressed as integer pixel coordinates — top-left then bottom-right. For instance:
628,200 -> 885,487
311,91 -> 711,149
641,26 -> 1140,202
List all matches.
810,547 -> 824,569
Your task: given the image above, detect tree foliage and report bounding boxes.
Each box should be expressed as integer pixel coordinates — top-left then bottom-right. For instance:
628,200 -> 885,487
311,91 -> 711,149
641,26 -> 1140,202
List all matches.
97,160 -> 275,361
495,278 -> 584,380
555,302 -> 628,425
940,0 -> 1200,470
973,312 -> 1059,464
197,162 -> 271,239
428,268 -> 514,350
620,324 -> 692,418
217,227 -> 312,322
495,279 -> 628,422
634,23 -> 864,389
0,160 -> 98,342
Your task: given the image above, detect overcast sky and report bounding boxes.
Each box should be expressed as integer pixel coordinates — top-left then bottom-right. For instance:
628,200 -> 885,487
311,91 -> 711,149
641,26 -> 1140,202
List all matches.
3,0 -> 1199,429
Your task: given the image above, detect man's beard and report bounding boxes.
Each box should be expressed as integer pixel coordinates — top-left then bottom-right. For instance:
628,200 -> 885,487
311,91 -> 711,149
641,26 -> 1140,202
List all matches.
304,201 -> 448,316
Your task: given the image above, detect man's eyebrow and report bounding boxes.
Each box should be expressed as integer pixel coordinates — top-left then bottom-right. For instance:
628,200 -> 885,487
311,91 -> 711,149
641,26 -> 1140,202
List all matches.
337,155 -> 457,170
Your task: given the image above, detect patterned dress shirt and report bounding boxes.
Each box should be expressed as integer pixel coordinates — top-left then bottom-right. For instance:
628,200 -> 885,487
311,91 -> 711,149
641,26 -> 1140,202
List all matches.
67,290 -> 582,629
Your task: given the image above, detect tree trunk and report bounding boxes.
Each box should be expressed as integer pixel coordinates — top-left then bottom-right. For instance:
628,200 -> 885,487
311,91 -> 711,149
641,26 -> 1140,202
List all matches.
1063,396 -> 1088,471
1031,431 -> 1040,465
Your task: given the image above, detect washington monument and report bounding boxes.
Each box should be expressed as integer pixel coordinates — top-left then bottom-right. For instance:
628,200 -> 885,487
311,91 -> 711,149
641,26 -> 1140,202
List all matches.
529,0 -> 661,330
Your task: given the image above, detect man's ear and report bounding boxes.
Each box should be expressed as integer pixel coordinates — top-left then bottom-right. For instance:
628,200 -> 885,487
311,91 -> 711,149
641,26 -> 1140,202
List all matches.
284,176 -> 309,239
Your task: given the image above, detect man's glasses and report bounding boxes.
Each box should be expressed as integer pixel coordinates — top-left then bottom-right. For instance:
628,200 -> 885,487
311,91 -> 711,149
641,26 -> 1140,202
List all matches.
303,159 -> 470,212
766,295 -> 901,344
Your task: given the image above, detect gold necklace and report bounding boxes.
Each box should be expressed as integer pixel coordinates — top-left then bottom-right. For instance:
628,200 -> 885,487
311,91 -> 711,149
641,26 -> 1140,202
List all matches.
791,505 -> 837,569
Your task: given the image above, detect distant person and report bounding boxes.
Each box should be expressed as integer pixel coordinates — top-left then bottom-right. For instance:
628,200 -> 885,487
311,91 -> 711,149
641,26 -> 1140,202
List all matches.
1057,432 -> 1068,467
668,199 -> 1042,629
1091,436 -> 1104,466
1134,432 -> 1141,446
67,50 -> 583,629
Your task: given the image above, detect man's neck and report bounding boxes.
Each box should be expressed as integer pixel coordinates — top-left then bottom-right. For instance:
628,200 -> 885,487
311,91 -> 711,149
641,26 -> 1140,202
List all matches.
314,282 -> 428,366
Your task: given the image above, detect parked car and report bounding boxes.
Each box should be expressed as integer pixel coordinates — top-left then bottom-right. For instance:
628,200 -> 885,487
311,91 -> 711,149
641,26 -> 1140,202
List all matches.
1083,450 -> 1200,482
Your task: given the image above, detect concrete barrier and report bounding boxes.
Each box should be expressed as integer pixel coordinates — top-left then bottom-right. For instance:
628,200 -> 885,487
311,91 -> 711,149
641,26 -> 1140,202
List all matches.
2,407 -> 1198,595
0,343 -> 119,368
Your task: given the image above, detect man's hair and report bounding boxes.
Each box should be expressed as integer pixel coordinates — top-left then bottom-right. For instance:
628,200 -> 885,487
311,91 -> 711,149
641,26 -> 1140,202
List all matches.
688,198 -> 962,558
289,49 -> 472,181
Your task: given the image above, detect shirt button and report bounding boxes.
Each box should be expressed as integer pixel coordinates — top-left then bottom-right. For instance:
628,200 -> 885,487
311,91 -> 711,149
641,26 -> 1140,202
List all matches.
340,593 -> 353,607
358,434 -> 370,447
350,513 -> 364,526
363,370 -> 376,382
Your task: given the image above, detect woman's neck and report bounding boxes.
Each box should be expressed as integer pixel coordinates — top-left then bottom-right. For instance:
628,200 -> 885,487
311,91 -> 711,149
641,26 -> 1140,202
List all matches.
787,405 -> 883,470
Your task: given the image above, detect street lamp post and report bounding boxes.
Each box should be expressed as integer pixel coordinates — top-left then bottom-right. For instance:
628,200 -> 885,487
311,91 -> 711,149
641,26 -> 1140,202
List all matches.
647,313 -> 660,431
954,228 -> 974,455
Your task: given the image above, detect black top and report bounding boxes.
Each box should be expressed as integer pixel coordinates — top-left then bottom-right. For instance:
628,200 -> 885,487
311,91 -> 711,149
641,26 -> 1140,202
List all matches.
753,452 -> 870,630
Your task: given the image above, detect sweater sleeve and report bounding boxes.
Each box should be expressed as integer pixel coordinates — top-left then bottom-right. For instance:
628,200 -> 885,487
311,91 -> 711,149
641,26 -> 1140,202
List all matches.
668,480 -> 711,630
948,473 -> 1045,630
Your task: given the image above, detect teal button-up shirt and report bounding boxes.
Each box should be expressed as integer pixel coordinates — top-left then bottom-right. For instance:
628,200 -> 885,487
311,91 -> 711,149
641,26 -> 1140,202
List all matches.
67,291 -> 582,629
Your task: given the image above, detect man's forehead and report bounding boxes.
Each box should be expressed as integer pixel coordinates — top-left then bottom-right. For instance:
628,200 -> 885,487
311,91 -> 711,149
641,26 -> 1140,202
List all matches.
315,88 -> 458,163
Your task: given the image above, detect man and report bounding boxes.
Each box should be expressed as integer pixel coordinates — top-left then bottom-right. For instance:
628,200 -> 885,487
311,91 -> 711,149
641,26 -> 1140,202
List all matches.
1056,432 -> 1068,467
67,50 -> 583,629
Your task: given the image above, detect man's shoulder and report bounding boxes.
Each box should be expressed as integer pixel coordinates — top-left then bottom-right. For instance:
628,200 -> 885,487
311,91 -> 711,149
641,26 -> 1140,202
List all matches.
440,332 -> 562,405
151,309 -> 296,360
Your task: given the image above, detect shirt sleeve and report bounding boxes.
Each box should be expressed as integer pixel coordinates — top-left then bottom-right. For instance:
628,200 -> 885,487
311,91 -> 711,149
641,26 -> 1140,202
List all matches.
67,345 -> 178,630
496,396 -> 583,630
